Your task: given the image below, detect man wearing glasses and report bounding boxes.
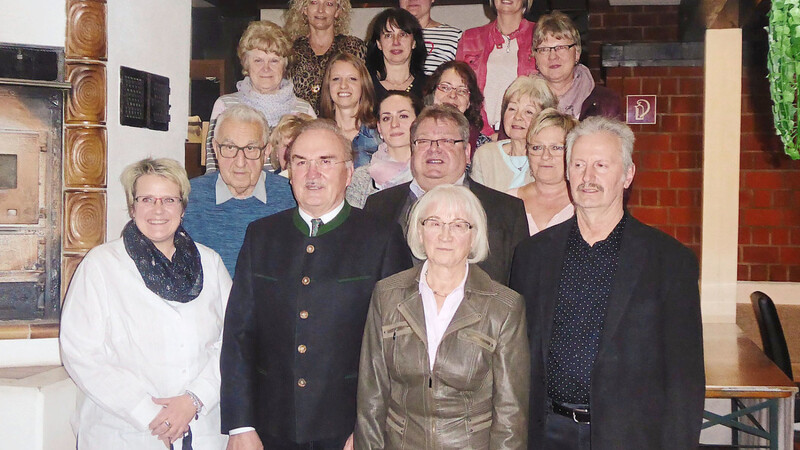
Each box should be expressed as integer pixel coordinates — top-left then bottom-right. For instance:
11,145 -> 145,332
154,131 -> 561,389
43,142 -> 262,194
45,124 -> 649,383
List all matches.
364,104 -> 528,286
221,119 -> 412,450
182,105 -> 296,276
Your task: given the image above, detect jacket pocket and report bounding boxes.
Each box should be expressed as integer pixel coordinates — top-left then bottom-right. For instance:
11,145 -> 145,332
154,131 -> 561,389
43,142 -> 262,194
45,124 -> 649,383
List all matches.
253,273 -> 277,281
457,329 -> 497,352
337,275 -> 371,283
468,410 -> 493,433
461,50 -> 481,69
382,321 -> 413,339
386,408 -> 406,435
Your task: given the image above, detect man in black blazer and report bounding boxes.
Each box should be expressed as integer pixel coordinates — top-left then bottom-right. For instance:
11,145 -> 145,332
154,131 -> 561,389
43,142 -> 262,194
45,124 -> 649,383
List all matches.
221,119 -> 412,450
510,117 -> 704,450
364,105 -> 528,286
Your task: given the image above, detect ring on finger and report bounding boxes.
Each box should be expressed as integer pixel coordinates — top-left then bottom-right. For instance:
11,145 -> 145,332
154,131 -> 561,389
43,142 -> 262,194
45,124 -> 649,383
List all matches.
164,420 -> 171,428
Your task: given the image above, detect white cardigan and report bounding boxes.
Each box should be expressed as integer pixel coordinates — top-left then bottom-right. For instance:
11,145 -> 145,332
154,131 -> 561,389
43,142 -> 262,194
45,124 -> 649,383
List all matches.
60,238 -> 231,450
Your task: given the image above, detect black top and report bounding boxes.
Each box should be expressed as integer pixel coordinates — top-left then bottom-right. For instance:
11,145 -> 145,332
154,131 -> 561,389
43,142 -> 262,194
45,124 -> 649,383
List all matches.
371,72 -> 428,105
547,215 -> 627,405
511,213 -> 705,449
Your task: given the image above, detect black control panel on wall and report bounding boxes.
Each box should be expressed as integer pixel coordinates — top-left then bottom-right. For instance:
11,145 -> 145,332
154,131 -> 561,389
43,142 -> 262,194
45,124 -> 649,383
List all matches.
120,66 -> 171,131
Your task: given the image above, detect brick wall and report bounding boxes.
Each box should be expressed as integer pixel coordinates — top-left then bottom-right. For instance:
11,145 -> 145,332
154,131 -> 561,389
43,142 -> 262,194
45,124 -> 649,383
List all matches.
606,66 -> 704,258
604,64 -> 800,282
738,67 -> 800,281
585,0 -> 680,81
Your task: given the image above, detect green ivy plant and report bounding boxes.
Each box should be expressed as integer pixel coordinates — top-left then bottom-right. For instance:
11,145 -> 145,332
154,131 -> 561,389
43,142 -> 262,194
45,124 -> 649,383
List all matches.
767,0 -> 800,160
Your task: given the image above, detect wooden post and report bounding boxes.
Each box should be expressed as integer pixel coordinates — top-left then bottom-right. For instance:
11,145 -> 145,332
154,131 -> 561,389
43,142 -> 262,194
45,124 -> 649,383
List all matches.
700,28 -> 742,323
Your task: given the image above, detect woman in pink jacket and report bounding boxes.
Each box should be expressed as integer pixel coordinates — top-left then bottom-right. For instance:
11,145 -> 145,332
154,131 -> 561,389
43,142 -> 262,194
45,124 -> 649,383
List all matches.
456,0 -> 537,136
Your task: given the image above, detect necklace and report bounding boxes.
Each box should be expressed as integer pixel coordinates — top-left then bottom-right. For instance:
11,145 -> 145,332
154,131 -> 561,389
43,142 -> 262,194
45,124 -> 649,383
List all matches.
425,269 -> 453,297
383,73 -> 413,88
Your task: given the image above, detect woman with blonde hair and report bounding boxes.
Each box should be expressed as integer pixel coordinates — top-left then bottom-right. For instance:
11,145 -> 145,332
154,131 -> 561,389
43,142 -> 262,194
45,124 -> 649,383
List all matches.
471,76 -> 557,191
204,20 -> 316,172
284,0 -> 366,113
61,158 -> 230,449
266,113 -> 314,177
319,52 -> 382,167
510,107 -> 578,235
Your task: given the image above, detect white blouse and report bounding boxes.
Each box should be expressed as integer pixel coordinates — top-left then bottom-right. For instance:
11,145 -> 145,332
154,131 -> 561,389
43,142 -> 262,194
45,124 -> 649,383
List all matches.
418,261 -> 470,371
60,238 -> 231,450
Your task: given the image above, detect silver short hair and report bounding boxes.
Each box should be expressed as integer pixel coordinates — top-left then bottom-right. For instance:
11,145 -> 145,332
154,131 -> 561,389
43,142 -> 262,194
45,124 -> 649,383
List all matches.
406,184 -> 489,263
565,116 -> 635,181
215,104 -> 270,146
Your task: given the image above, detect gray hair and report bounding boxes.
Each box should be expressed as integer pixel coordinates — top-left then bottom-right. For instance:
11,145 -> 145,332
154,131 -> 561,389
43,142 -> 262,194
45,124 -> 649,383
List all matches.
532,11 -> 582,55
215,104 -> 270,146
407,184 -> 489,263
287,118 -> 354,163
565,116 -> 635,180
120,158 -> 190,216
410,104 -> 470,144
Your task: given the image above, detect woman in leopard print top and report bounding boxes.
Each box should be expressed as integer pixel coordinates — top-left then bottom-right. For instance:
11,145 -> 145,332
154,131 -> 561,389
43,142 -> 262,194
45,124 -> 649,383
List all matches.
284,0 -> 366,114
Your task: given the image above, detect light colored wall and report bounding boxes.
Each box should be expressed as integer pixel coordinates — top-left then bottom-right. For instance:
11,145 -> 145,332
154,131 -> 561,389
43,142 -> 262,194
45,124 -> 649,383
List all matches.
260,4 -> 490,41
0,368 -> 77,450
0,1 -> 191,448
106,0 -> 193,237
0,0 -> 66,46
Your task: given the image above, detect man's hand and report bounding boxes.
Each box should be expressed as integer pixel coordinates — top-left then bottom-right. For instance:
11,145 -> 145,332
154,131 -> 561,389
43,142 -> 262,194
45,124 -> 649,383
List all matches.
342,433 -> 354,450
227,430 -> 264,450
149,394 -> 197,445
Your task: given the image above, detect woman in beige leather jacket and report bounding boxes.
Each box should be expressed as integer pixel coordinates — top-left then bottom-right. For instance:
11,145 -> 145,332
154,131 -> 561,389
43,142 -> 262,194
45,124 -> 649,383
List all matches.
355,185 -> 530,449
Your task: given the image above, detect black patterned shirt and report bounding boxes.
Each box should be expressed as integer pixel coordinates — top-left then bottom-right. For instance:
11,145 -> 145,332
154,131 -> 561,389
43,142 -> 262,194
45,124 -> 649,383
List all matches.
546,214 -> 627,405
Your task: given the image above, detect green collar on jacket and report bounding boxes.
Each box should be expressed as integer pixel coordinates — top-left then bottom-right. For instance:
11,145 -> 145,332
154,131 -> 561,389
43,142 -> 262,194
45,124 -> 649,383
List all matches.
292,202 -> 352,237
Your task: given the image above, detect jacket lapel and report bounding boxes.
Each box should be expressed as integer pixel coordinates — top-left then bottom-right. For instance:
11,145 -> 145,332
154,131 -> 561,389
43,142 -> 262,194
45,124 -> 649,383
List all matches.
442,266 -> 494,338
597,214 -> 648,354
540,222 -> 572,369
397,266 -> 428,348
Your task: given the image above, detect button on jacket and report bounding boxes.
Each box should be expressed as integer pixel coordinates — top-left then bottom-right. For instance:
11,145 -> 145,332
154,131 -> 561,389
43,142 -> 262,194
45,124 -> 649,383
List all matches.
355,264 -> 530,450
221,204 -> 412,444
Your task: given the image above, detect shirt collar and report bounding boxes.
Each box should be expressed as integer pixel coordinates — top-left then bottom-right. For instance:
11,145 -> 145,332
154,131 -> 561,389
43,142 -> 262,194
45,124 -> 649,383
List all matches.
215,171 -> 267,205
298,200 -> 346,235
409,174 -> 467,200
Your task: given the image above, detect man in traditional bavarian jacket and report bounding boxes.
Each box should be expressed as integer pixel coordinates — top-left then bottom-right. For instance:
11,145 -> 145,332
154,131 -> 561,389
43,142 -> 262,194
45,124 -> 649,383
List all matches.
220,119 -> 412,450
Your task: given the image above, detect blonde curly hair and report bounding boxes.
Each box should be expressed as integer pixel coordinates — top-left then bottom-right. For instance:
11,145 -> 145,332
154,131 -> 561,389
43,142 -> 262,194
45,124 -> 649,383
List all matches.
283,0 -> 353,40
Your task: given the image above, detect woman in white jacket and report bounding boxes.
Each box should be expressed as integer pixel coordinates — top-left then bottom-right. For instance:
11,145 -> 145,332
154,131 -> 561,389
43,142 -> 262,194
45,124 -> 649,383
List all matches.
60,158 -> 230,449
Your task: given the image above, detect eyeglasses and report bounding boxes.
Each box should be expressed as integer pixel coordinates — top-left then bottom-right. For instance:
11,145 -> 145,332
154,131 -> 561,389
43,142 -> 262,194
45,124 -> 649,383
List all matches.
413,138 -> 465,150
436,83 -> 470,98
135,196 -> 182,208
215,141 -> 266,160
290,157 -> 351,172
533,43 -> 577,55
421,218 -> 473,234
527,144 -> 566,155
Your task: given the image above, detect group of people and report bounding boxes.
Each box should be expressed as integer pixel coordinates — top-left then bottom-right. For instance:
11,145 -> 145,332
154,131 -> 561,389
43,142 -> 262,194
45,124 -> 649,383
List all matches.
58,1 -> 704,450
